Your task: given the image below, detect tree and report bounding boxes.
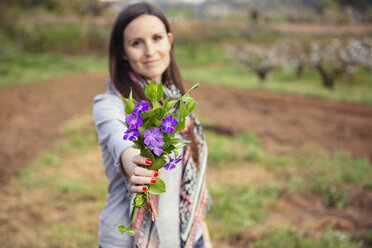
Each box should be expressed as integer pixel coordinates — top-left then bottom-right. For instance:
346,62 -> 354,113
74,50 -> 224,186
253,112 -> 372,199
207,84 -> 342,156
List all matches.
335,0 -> 370,12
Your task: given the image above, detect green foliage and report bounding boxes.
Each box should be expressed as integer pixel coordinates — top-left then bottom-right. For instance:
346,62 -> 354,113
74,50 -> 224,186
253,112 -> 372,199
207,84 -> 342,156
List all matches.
206,130 -> 265,167
50,223 -> 97,247
251,228 -> 362,248
315,184 -> 351,208
208,183 -> 282,239
37,152 -> 61,166
20,166 -> 51,189
0,51 -> 106,88
148,178 -> 166,195
65,125 -> 97,152
6,0 -> 109,16
180,62 -> 372,105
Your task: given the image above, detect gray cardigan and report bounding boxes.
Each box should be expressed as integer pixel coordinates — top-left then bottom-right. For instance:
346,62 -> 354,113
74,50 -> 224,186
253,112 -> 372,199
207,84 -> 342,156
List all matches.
93,82 -> 194,248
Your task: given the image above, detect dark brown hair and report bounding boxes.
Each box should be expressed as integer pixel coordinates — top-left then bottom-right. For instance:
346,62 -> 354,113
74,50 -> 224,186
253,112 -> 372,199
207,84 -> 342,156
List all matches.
108,2 -> 200,167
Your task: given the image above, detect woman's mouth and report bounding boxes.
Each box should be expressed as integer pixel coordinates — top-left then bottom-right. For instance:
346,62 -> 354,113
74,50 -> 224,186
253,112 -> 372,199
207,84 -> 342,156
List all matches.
143,59 -> 158,65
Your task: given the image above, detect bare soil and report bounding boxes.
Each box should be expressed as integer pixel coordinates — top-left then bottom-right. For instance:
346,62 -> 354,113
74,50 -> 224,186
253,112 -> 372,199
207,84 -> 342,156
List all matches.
1,74 -> 372,246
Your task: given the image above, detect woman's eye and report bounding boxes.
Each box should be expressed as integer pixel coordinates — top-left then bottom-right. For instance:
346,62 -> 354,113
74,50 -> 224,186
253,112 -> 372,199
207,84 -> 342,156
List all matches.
154,35 -> 162,41
131,41 -> 140,47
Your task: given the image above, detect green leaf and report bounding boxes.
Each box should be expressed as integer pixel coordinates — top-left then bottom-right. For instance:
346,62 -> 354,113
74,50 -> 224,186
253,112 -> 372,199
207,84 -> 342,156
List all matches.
122,98 -> 134,115
140,109 -> 151,119
190,83 -> 200,91
174,144 -> 188,149
118,225 -> 126,235
180,101 -> 187,118
174,119 -> 186,132
133,193 -> 146,208
162,97 -> 170,108
182,83 -> 200,97
127,227 -> 136,236
153,107 -> 165,119
164,99 -> 178,113
181,96 -> 198,115
174,108 -> 183,122
163,144 -> 176,154
174,150 -> 180,158
144,80 -> 157,102
122,88 -> 137,114
157,82 -> 163,101
118,119 -> 127,127
140,147 -> 155,162
150,156 -> 166,170
137,126 -> 145,135
148,178 -> 166,195
171,137 -> 190,145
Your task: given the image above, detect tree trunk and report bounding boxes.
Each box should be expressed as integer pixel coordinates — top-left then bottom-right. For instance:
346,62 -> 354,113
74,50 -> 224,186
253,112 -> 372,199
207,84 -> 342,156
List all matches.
316,65 -> 336,90
296,63 -> 304,77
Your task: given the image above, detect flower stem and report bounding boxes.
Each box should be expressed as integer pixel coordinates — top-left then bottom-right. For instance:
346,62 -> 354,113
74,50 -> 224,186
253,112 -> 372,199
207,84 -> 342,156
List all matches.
145,190 -> 157,221
128,207 -> 138,229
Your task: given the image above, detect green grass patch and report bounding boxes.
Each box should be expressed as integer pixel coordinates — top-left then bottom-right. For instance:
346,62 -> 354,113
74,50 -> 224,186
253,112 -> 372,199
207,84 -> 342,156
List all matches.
251,228 -> 362,248
180,62 -> 372,105
205,130 -> 265,167
208,183 -> 283,240
49,223 -> 97,248
5,114 -> 106,247
205,127 -> 371,210
0,51 -> 107,88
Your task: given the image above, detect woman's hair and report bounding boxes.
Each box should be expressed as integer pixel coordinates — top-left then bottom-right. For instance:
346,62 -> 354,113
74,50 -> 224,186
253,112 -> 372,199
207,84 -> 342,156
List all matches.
108,2 -> 200,167
109,2 -> 184,99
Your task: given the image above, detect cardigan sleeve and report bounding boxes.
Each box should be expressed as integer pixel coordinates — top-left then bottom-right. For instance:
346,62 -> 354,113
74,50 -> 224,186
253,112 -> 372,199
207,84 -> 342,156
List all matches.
93,91 -> 132,176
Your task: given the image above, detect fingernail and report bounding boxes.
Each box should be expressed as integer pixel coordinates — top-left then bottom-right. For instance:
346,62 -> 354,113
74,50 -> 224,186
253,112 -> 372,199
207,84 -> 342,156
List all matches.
143,186 -> 148,191
151,178 -> 156,183
145,159 -> 152,165
154,171 -> 159,177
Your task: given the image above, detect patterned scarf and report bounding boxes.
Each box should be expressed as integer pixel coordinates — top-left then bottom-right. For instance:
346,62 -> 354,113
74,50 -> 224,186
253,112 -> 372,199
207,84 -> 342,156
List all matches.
128,73 -> 209,248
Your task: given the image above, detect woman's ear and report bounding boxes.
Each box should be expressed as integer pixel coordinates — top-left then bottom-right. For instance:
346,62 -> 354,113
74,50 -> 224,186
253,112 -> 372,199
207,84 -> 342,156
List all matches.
167,33 -> 173,48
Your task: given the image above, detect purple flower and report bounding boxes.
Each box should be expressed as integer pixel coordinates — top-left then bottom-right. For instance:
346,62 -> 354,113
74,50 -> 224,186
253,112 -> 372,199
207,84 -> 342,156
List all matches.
123,129 -> 140,141
147,144 -> 164,156
164,155 -> 183,171
144,127 -> 165,156
133,100 -> 149,115
161,115 -> 178,134
125,114 -> 142,130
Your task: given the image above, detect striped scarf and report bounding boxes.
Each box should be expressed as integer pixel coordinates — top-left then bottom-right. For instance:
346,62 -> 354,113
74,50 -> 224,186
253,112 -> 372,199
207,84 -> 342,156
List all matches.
128,73 -> 209,248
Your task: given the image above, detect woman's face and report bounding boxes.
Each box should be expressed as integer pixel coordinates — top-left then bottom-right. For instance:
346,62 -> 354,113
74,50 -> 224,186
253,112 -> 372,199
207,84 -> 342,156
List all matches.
123,14 -> 173,83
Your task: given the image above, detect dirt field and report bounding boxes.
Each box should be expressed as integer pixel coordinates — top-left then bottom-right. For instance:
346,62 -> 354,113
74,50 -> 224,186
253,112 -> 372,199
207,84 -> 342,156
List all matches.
1,73 -> 372,186
0,74 -> 372,246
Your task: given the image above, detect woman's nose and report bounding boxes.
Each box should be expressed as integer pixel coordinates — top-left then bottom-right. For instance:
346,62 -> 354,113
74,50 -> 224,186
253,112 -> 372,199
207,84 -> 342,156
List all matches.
145,42 -> 155,56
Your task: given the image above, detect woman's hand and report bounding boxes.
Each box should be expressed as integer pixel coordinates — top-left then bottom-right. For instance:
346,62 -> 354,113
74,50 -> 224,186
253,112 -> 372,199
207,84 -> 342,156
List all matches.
121,147 -> 159,193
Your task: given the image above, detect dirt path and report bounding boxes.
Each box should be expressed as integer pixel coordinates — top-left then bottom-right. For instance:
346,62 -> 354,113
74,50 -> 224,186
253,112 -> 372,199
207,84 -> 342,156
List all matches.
191,84 -> 372,160
0,74 -> 106,187
1,74 -> 372,188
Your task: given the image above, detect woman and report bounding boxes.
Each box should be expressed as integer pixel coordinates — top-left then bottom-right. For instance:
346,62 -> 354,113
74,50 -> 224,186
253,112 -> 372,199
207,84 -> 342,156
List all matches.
93,2 -> 210,248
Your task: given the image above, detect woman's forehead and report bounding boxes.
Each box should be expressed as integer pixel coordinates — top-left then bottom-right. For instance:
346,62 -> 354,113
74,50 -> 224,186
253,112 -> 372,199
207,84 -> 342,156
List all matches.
124,14 -> 166,39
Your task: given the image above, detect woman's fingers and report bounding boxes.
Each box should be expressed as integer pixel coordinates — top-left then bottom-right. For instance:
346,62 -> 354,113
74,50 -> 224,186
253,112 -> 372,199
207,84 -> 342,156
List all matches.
131,185 -> 149,193
129,160 -> 159,193
132,155 -> 152,166
130,175 -> 157,185
133,165 -> 158,177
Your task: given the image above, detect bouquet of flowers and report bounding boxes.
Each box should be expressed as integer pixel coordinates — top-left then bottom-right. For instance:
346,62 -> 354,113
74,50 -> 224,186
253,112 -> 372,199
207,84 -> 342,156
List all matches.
118,81 -> 200,235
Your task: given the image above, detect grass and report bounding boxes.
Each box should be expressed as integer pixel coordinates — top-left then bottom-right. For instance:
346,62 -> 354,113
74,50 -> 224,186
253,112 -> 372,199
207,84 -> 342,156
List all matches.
0,113 -> 105,247
0,51 -> 107,88
208,183 -> 283,240
250,228 -> 362,248
203,129 -> 371,246
205,129 -> 372,211
180,61 -> 372,105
